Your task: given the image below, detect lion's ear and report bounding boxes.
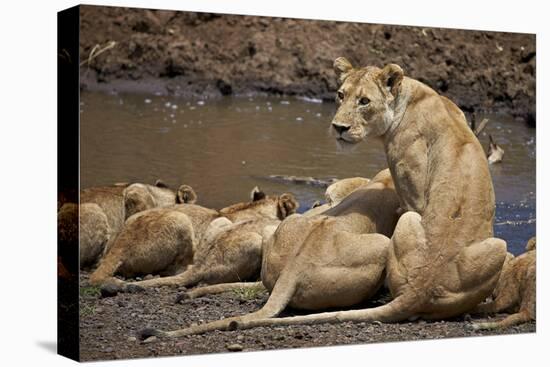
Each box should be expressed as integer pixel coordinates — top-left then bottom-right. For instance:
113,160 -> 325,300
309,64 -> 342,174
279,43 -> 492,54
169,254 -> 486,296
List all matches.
379,64 -> 404,97
250,186 -> 266,202
124,186 -> 156,220
155,179 -> 169,188
334,57 -> 354,82
277,193 -> 299,220
177,185 -> 197,204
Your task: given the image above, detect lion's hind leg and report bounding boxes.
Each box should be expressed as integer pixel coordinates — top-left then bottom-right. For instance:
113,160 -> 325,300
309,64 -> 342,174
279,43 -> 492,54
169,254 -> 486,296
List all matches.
437,237 -> 508,316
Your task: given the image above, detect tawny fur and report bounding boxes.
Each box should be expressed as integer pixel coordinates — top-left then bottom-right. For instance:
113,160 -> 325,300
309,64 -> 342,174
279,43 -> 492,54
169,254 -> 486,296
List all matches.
302,177 -> 371,216
142,58 -> 509,338
89,192 -> 298,288
139,169 -> 401,338
472,237 -> 536,329
59,181 -> 196,269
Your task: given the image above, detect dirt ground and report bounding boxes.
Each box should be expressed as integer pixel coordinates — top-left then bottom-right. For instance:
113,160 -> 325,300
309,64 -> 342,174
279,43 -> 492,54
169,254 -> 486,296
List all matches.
79,272 -> 535,362
78,5 -> 536,125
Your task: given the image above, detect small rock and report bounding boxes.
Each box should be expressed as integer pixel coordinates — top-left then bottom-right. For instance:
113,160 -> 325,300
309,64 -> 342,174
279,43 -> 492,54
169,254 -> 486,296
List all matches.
127,336 -> 137,342
142,336 -> 158,344
105,347 -> 113,353
226,343 -> 243,352
94,307 -> 104,314
144,274 -> 154,280
100,284 -> 120,298
236,335 -> 244,341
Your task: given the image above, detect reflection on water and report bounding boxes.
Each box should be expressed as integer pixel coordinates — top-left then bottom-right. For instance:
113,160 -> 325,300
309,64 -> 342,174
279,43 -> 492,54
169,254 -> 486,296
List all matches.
80,92 -> 536,255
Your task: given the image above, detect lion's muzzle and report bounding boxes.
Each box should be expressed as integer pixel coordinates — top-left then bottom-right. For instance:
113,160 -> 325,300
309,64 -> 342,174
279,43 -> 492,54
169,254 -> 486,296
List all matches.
332,122 -> 351,136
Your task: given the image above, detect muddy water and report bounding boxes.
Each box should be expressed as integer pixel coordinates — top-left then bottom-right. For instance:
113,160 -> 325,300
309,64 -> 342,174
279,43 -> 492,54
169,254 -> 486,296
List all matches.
80,92 -> 535,255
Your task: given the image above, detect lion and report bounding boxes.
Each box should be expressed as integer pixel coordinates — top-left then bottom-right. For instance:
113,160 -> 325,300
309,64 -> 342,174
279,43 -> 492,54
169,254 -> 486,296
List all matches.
58,202 -> 110,268
138,169 -> 401,339
140,58 -> 508,337
123,181 -> 197,219
66,181 -> 196,268
176,176 -> 376,300
471,237 -> 536,329
303,176 -> 371,216
89,190 -> 298,289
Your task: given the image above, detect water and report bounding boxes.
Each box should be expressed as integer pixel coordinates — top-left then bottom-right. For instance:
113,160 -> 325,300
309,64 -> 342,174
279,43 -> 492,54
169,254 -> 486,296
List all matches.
80,92 -> 536,255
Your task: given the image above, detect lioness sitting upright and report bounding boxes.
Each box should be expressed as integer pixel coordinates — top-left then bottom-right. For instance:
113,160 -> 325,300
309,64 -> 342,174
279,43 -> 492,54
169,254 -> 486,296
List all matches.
192,58 -> 508,331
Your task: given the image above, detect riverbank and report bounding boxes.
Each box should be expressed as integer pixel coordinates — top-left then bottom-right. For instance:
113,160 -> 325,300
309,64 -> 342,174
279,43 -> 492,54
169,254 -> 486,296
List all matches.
79,5 -> 536,126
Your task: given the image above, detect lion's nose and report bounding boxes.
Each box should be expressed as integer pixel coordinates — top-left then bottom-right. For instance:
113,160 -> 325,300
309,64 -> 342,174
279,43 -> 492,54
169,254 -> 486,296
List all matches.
332,123 -> 351,135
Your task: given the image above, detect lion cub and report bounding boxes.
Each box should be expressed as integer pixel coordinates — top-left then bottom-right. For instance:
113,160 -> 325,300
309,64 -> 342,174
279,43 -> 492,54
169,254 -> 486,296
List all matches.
59,180 -> 195,269
89,189 -> 298,289
472,237 -> 536,329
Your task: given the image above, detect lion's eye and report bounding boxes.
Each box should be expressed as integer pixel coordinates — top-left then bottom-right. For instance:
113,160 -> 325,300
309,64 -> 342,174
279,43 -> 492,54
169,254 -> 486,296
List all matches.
358,97 -> 370,106
337,91 -> 344,100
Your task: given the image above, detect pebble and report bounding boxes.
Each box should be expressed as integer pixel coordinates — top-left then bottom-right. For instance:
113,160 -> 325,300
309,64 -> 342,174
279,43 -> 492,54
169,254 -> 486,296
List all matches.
226,343 -> 243,352
100,285 -> 120,298
142,336 -> 157,344
127,336 -> 137,342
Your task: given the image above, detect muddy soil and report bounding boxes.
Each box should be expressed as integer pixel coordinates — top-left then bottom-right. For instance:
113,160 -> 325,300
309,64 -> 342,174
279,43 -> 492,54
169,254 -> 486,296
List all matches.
78,5 -> 536,125
79,272 -> 535,362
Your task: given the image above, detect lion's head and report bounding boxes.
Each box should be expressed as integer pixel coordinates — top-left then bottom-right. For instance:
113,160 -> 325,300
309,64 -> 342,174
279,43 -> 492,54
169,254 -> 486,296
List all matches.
331,57 -> 404,144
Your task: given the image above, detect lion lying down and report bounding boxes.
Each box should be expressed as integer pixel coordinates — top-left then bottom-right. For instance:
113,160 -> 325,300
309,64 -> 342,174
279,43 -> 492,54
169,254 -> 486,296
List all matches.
59,180 -> 196,269
89,188 -> 299,290
176,174 -> 381,300
302,177 -> 371,216
138,169 -> 401,339
472,237 -> 536,329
